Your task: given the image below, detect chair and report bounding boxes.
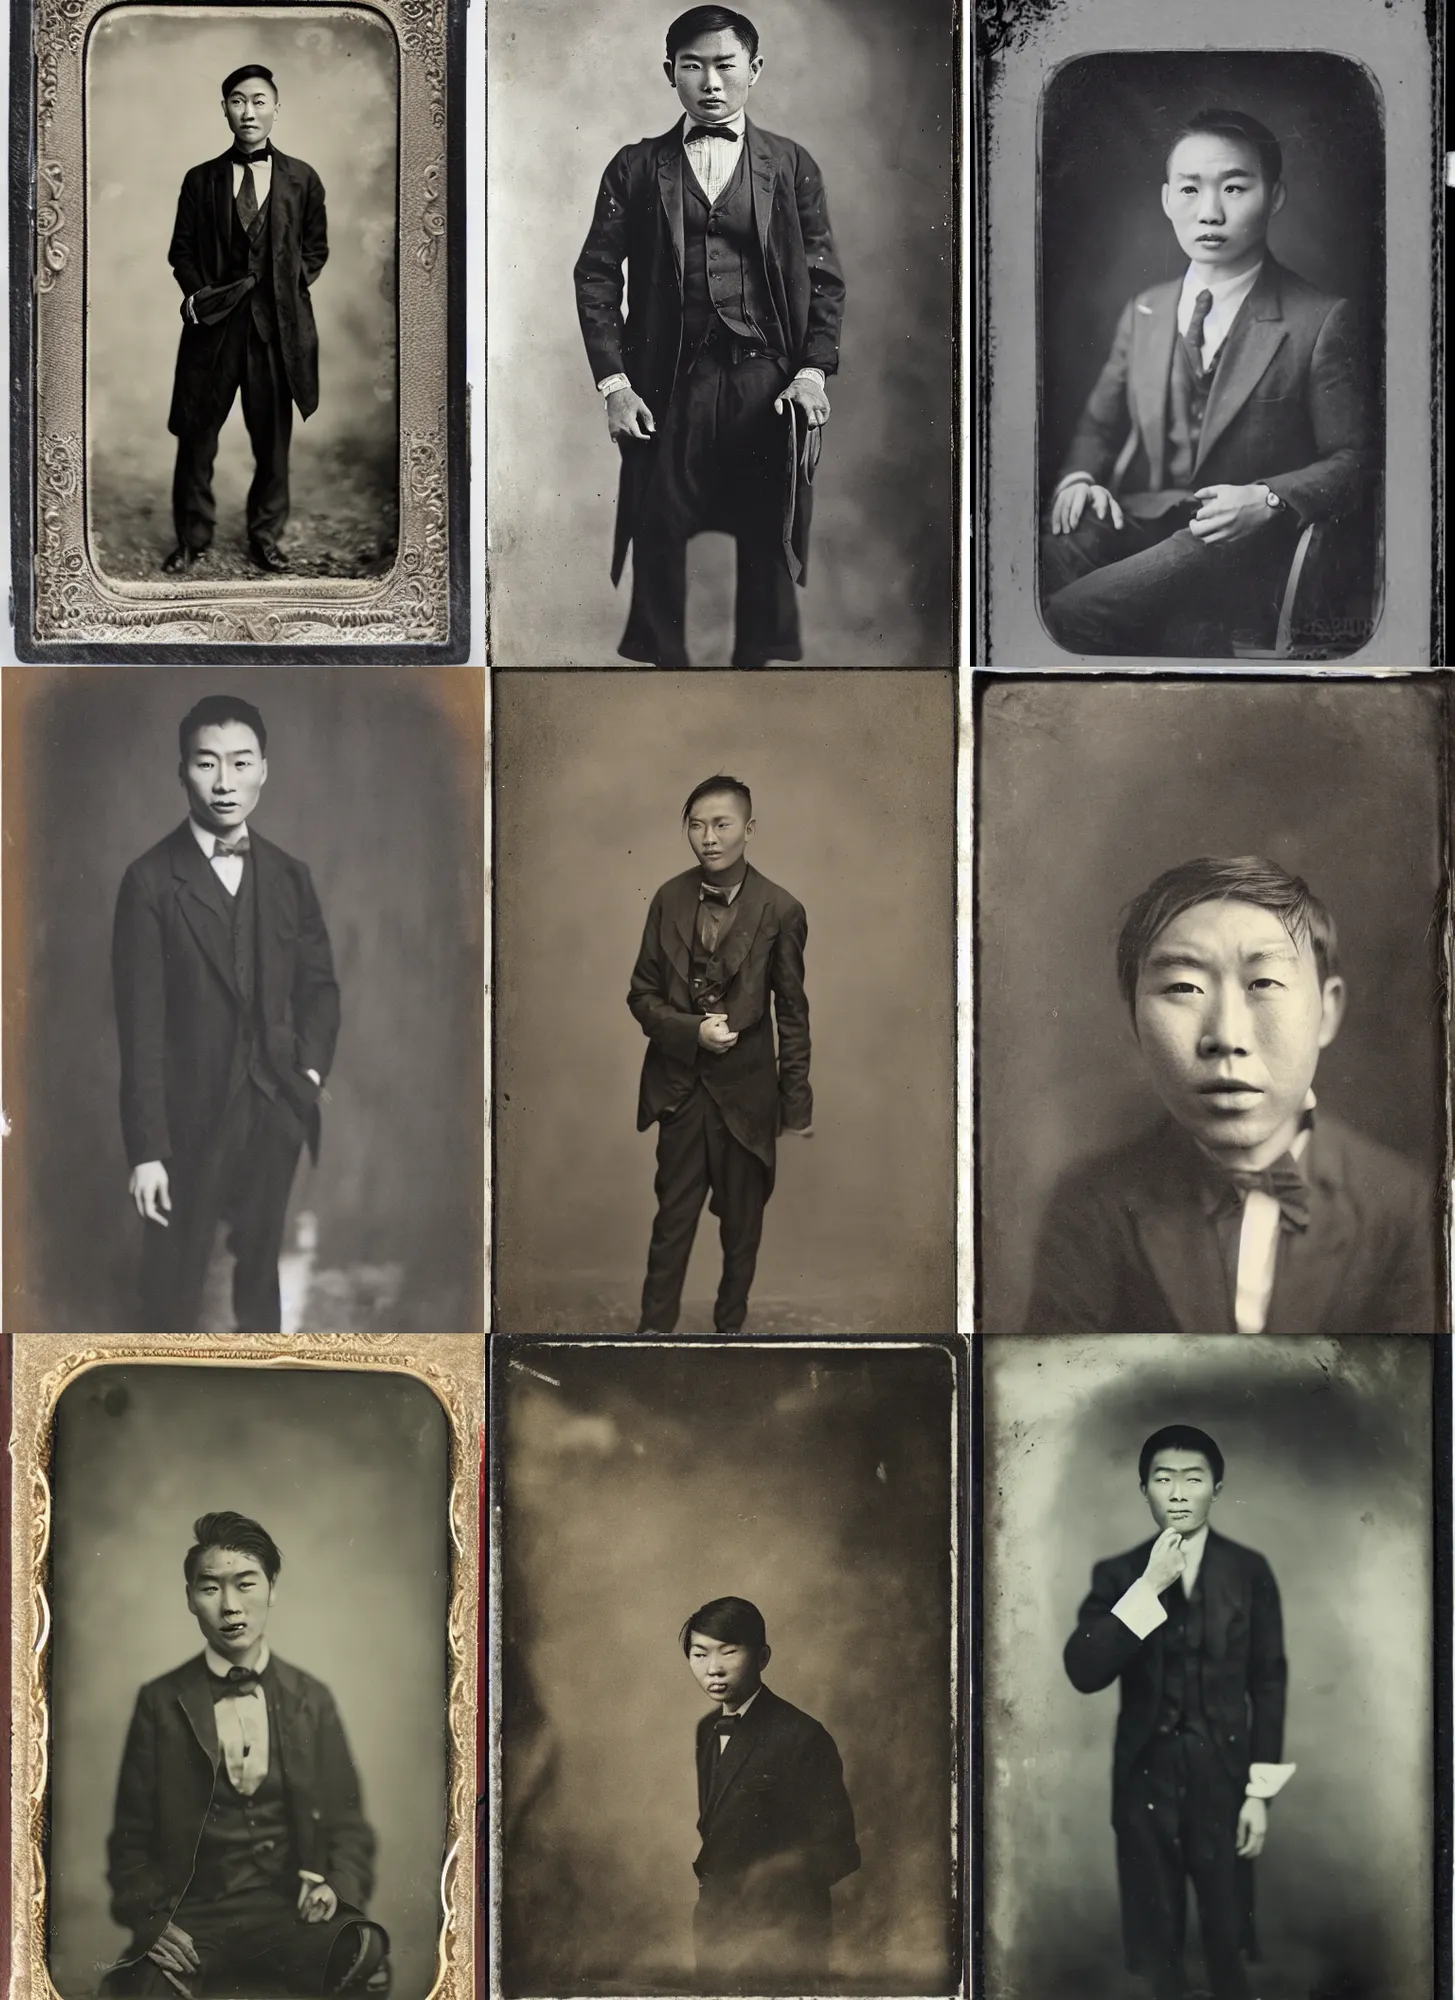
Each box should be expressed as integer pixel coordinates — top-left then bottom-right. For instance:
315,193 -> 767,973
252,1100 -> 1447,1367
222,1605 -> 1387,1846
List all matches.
1233,480 -> 1383,661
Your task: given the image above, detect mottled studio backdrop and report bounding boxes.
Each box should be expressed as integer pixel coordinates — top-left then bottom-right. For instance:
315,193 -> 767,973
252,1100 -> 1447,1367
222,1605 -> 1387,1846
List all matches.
493,672 -> 955,1333
984,1336 -> 1434,2000
86,7 -> 398,579
976,679 -> 1446,1334
501,1343 -> 958,1994
47,1366 -> 451,2000
488,0 -> 953,666
1,670 -> 483,1333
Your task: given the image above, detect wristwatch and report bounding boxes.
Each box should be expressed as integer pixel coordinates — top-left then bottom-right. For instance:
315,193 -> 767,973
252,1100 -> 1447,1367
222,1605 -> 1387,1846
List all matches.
1259,483 -> 1285,512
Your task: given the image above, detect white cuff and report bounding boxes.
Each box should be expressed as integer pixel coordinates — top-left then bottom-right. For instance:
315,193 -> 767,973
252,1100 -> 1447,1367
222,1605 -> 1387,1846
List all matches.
1245,1762 -> 1296,1800
793,367 -> 826,387
1111,1574 -> 1169,1641
1052,470 -> 1097,499
597,373 -> 632,397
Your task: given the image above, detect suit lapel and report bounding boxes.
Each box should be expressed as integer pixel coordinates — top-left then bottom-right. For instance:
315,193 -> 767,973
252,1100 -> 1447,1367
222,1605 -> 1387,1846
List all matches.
176,1654 -> 221,1769
268,1656 -> 306,1784
657,134 -> 685,294
745,119 -> 775,266
1196,1531 -> 1237,1661
249,831 -> 279,1005
1128,1130 -> 1235,1333
1194,259 -> 1288,475
213,152 -> 234,261
714,868 -> 768,987
1264,1123 -> 1356,1335
1131,283 -> 1179,492
170,823 -> 241,998
705,1705 -> 761,1814
666,872 -> 698,975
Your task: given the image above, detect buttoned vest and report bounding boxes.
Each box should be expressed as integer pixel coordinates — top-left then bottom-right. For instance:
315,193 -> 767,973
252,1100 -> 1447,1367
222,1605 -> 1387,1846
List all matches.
680,147 -> 772,349
190,1702 -> 293,1902
224,860 -> 282,1107
223,185 -> 278,342
1157,1579 -> 1210,1739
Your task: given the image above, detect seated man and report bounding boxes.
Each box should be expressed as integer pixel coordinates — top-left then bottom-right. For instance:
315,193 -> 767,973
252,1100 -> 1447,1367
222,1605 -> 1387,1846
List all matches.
1041,107 -> 1372,657
1024,855 -> 1439,1333
104,1512 -> 389,1998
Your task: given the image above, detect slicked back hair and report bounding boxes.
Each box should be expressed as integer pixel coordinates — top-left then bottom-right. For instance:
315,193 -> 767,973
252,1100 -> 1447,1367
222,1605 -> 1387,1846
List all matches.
679,1594 -> 767,1654
179,694 -> 267,760
1139,1425 -> 1225,1487
682,774 -> 753,824
666,6 -> 759,61
1165,106 -> 1282,189
1116,855 -> 1339,1015
184,1511 -> 282,1587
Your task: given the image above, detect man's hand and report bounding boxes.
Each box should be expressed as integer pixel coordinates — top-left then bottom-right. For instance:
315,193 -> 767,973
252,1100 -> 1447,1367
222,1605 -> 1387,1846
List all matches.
297,1873 -> 339,1924
1236,1795 -> 1268,1859
1189,483 -> 1278,546
1142,1526 -> 1187,1594
1049,479 -> 1124,536
129,1160 -> 171,1227
774,377 -> 831,428
606,387 -> 656,443
783,1124 -> 814,1138
147,1922 -> 201,1984
698,1013 -> 739,1054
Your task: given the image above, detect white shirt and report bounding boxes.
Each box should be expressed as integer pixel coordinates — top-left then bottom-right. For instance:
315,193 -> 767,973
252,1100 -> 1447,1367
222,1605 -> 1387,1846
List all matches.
1229,1099 -> 1315,1336
190,814 -> 249,898
716,1682 -> 761,1752
231,151 -> 273,209
205,1642 -> 271,1795
1177,256 -> 1263,371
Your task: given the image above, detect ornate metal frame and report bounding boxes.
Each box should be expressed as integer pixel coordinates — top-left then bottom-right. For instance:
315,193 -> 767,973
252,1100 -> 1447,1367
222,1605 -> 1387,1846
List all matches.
8,1333 -> 483,2000
21,0 -> 464,655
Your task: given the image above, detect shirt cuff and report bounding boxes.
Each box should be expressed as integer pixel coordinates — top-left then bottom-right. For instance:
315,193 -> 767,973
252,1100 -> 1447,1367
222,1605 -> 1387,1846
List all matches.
1245,1762 -> 1296,1800
597,373 -> 631,397
1052,470 -> 1097,499
794,367 -> 826,388
1111,1574 -> 1169,1641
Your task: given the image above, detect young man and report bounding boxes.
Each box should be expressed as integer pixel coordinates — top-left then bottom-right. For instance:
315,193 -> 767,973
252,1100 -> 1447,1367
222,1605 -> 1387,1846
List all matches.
164,64 -> 328,574
1041,108 -> 1372,655
628,775 -> 810,1334
1065,1428 -> 1291,2000
1024,855 -> 1438,1333
681,1596 -> 859,1992
104,1512 -> 388,1998
112,695 -> 340,1333
574,7 -> 845,668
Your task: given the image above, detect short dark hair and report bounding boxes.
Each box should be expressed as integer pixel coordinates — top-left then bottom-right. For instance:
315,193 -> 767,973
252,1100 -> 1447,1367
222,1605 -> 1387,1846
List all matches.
681,774 -> 752,824
222,63 -> 277,99
1116,855 -> 1339,1012
184,1511 -> 282,1586
1139,1425 -> 1225,1487
179,694 -> 267,760
679,1595 -> 767,1654
1165,107 -> 1282,189
666,7 -> 759,62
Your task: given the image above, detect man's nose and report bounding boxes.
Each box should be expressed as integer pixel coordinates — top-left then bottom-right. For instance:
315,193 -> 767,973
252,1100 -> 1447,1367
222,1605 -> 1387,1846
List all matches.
1198,993 -> 1250,1055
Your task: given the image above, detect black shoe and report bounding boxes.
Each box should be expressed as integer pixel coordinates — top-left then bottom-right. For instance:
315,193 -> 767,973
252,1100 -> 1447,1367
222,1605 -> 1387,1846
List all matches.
161,545 -> 208,573
249,540 -> 290,572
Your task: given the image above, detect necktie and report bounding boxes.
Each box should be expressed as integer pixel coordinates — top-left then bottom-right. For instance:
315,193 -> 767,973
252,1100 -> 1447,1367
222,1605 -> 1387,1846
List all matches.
700,881 -> 733,905
235,156 -> 265,229
214,832 -> 250,859
1223,1155 -> 1310,1233
687,124 -> 740,143
211,1665 -> 261,1700
1184,287 -> 1214,377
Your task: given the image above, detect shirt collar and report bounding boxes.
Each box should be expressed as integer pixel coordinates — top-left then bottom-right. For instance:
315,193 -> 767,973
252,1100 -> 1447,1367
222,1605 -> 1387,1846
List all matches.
721,1684 -> 761,1719
1190,1088 -> 1316,1208
190,815 -> 250,858
682,109 -> 747,141
1180,255 -> 1263,314
205,1641 -> 270,1679
699,875 -> 744,904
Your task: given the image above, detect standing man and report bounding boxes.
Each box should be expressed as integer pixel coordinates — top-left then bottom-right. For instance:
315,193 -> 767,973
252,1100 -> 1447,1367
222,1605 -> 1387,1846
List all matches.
1064,1427 -> 1293,2000
574,7 -> 845,668
163,64 -> 328,575
682,1596 -> 859,1992
628,775 -> 810,1335
104,1511 -> 388,1997
112,694 -> 340,1333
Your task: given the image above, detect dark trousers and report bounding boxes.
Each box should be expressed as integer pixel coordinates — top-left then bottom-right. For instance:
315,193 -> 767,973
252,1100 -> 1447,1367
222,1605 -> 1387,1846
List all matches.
621,340 -> 799,669
637,1081 -> 768,1334
172,310 -> 293,554
1040,500 -> 1298,657
1114,1730 -> 1250,2000
138,1081 -> 304,1334
104,1888 -> 388,1998
693,1875 -> 831,1995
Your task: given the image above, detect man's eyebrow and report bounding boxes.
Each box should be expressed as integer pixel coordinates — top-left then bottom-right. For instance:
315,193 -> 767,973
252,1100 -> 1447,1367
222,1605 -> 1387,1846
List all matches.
1143,949 -> 1211,974
1241,944 -> 1301,965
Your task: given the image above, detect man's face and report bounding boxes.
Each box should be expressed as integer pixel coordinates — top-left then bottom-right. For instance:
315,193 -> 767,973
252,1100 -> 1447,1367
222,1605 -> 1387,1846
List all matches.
186,1545 -> 275,1658
224,80 -> 278,147
686,1630 -> 769,1707
1143,1450 -> 1220,1536
1133,897 -> 1343,1166
1161,132 -> 1284,272
663,29 -> 762,123
181,721 -> 268,834
685,792 -> 754,875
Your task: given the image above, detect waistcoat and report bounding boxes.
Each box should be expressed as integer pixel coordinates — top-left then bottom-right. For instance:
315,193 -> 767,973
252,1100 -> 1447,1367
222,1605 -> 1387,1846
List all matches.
224,185 -> 278,343
1165,333 -> 1214,490
690,896 -> 743,1018
680,146 -> 772,350
1157,1580 -> 1210,1738
190,1710 -> 293,1901
225,860 -> 282,1106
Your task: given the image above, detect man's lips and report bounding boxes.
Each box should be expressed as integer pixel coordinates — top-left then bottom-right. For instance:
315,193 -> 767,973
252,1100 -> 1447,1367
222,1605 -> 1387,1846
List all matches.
1196,1081 -> 1262,1095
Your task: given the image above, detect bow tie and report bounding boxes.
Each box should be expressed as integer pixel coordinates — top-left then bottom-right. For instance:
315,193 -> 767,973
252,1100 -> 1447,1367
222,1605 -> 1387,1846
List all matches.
211,1665 -> 262,1700
231,147 -> 271,168
1222,1155 -> 1310,1233
686,123 -> 741,143
699,881 -> 735,905
213,832 -> 250,858
716,1713 -> 741,1733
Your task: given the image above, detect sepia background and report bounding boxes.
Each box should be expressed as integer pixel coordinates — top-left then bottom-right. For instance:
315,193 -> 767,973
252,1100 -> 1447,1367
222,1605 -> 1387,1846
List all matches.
976,677 -> 1446,1334
500,1342 -> 959,1996
1,668 -> 484,1333
493,670 -> 956,1333
488,0 -> 953,666
86,6 -> 399,581
45,1364 -> 452,2000
983,1335 -> 1435,2000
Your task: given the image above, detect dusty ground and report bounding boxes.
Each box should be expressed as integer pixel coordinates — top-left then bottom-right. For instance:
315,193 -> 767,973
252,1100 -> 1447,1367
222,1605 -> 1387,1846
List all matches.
508,1286 -> 916,1336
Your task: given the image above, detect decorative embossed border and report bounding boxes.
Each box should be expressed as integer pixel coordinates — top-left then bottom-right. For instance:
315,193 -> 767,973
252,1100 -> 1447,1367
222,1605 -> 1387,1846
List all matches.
11,0 -> 469,660
7,1333 -> 483,2000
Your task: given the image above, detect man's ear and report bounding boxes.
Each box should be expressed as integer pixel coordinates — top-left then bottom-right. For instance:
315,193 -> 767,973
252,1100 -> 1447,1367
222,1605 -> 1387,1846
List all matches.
1316,975 -> 1346,1050
743,816 -> 756,843
257,758 -> 269,792
758,1643 -> 772,1672
1159,182 -> 1173,221
748,56 -> 763,84
1270,180 -> 1287,219
663,59 -> 676,85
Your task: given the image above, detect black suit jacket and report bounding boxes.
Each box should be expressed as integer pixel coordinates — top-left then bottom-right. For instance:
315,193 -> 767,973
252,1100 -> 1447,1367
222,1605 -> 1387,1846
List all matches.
108,1653 -> 374,1954
112,822 -> 340,1169
1058,255 -> 1372,524
628,864 -> 810,1181
574,119 -> 846,584
1023,1114 -> 1440,1334
694,1685 -> 859,1904
167,148 -> 328,433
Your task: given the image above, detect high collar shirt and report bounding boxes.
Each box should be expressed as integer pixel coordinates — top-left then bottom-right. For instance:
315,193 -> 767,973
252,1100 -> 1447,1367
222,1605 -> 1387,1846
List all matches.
1228,1102 -> 1314,1336
716,1682 -> 761,1751
190,815 -> 252,898
682,109 -> 747,205
204,1641 -> 272,1795
231,151 -> 274,209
